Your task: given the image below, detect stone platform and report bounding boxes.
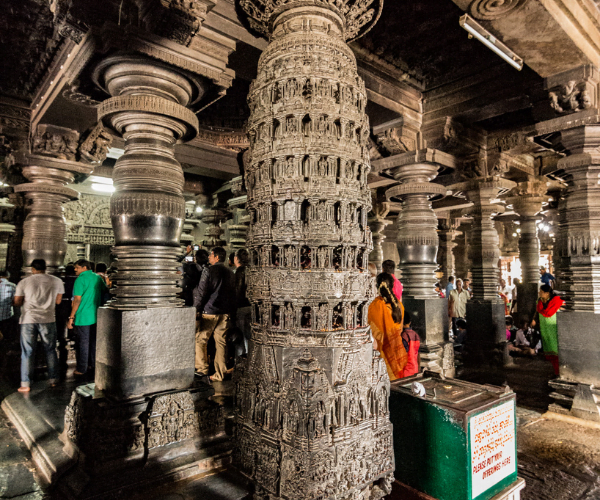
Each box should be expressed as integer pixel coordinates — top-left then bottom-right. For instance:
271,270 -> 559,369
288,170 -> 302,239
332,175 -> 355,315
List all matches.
0,377 -> 247,499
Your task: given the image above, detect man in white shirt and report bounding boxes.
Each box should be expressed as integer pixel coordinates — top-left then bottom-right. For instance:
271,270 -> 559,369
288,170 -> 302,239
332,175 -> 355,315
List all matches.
448,278 -> 470,337
14,259 -> 64,392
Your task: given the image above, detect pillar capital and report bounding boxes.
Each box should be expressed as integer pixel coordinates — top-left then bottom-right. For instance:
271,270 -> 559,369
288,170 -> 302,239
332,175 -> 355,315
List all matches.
236,0 -> 383,42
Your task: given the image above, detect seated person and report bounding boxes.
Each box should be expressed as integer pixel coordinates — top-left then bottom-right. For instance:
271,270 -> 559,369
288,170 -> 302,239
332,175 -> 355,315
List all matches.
508,319 -> 536,357
505,315 -> 518,341
454,318 -> 467,348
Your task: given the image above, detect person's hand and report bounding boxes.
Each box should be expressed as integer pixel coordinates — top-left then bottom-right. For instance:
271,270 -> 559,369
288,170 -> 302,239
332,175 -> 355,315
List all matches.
530,319 -> 536,328
186,245 -> 192,255
67,317 -> 74,329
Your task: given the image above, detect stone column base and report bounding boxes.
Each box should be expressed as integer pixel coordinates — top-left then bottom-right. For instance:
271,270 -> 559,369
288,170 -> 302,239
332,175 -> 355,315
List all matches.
402,297 -> 454,377
96,306 -> 196,400
419,342 -> 455,378
61,382 -> 228,498
549,379 -> 600,422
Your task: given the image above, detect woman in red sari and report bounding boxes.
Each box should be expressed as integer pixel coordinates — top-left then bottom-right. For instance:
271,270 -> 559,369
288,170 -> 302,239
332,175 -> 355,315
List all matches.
368,273 -> 408,381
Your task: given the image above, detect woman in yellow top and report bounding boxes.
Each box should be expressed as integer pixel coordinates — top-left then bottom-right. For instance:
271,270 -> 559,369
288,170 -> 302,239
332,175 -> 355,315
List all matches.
368,273 -> 408,381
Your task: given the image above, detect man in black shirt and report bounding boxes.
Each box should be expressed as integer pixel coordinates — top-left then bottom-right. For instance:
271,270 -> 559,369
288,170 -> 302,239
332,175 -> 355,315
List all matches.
193,247 -> 235,381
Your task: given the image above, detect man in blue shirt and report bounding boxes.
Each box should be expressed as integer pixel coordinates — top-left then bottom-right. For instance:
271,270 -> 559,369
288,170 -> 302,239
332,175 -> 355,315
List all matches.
540,267 -> 555,288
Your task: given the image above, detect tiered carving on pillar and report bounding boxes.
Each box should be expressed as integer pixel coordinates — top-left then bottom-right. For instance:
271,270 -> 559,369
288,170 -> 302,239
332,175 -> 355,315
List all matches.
228,175 -> 250,250
368,189 -> 391,273
378,151 -> 452,298
199,192 -> 228,249
438,217 -> 458,287
453,217 -> 471,282
548,125 -> 600,421
233,1 -> 394,498
0,194 -> 16,270
506,178 -> 548,322
14,125 -> 95,274
450,177 -> 515,370
373,149 -> 455,377
94,56 -> 202,308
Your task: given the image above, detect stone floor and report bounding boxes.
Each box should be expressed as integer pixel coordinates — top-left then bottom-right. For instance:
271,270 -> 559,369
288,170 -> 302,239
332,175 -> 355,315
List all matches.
0,355 -> 599,500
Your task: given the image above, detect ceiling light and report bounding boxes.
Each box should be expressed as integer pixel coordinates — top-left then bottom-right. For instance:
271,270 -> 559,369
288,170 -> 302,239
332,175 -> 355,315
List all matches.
516,228 -> 521,233
459,14 -> 523,71
92,183 -> 115,193
512,233 -> 517,237
89,175 -> 113,185
196,206 -> 203,213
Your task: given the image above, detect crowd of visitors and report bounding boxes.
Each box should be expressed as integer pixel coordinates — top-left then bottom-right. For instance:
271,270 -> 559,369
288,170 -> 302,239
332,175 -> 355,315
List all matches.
1,243 -> 565,393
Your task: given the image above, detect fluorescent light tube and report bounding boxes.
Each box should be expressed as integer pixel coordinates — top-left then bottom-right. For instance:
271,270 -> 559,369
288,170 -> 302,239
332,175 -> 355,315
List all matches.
459,14 -> 523,71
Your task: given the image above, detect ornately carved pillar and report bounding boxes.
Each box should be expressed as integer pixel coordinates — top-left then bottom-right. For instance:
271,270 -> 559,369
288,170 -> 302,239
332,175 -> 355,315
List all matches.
549,125 -> 600,421
506,178 -> 547,323
234,1 -> 394,498
368,190 -> 391,273
438,217 -> 458,287
227,175 -> 250,250
14,125 -> 93,274
451,177 -> 515,373
374,149 -> 455,377
95,56 -> 201,310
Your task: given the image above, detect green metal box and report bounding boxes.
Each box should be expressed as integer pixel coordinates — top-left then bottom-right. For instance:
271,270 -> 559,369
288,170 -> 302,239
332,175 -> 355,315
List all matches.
389,372 -> 518,500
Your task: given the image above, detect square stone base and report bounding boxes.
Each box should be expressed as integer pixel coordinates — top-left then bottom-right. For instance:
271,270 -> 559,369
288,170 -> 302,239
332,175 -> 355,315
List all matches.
96,306 -> 196,400
557,311 -> 600,386
466,300 -> 506,347
61,383 -> 228,498
402,297 -> 449,345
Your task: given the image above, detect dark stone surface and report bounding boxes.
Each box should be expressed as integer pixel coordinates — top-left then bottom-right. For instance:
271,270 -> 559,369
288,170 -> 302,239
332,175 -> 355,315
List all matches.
403,297 -> 449,345
96,306 -> 196,400
515,283 -> 539,326
557,311 -> 600,386
466,299 -> 506,346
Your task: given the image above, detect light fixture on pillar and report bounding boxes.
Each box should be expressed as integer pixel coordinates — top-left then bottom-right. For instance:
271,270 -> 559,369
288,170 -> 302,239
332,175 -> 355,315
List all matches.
459,14 -> 524,71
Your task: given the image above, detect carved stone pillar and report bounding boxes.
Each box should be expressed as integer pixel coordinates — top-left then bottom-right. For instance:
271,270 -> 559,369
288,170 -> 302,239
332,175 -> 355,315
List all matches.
5,193 -> 23,279
506,179 -> 547,324
453,218 -> 471,282
451,177 -> 515,373
60,51 -> 231,491
375,149 -> 455,377
234,1 -> 394,498
438,218 -> 458,286
0,195 -> 15,271
368,190 -> 391,273
14,125 -> 93,274
549,125 -> 600,421
227,176 -> 250,250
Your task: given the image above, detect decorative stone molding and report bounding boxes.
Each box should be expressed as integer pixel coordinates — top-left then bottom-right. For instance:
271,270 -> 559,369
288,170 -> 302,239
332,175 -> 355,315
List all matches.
468,0 -> 528,20
137,0 -> 217,47
236,0 -> 383,42
78,122 -> 113,165
234,2 -> 393,498
546,65 -> 599,115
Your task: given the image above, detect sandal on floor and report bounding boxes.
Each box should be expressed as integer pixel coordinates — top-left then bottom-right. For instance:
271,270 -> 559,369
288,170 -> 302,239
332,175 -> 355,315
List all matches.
17,387 -> 30,393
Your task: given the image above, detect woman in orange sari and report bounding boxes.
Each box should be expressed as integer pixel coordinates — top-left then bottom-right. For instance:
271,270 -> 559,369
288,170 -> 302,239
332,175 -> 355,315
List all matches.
368,273 -> 408,381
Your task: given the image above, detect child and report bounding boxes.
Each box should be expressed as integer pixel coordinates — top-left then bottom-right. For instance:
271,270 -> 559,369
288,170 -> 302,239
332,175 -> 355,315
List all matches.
508,319 -> 536,357
399,312 -> 421,378
455,318 -> 467,348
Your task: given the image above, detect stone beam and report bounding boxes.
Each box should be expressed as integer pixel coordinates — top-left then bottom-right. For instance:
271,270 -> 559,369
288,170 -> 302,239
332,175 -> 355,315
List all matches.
451,0 -> 595,77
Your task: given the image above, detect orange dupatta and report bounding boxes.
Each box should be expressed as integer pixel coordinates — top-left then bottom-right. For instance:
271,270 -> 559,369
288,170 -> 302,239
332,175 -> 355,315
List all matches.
368,296 -> 408,381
